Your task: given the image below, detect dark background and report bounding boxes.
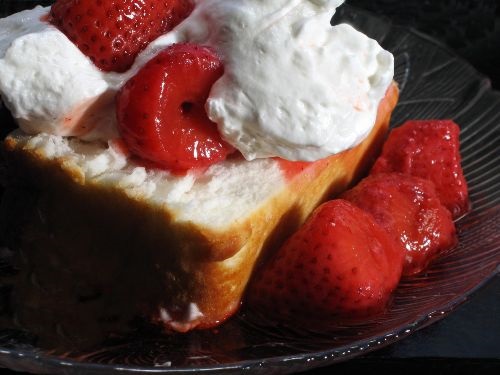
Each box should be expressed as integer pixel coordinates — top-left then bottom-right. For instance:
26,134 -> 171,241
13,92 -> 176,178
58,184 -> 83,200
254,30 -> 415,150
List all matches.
348,0 -> 500,88
0,1 -> 499,374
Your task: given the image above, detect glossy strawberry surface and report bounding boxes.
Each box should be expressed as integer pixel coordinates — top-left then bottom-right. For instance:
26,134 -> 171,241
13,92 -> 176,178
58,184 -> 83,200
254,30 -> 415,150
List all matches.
371,120 -> 469,218
343,173 -> 458,276
247,200 -> 404,319
50,0 -> 194,72
116,43 -> 233,172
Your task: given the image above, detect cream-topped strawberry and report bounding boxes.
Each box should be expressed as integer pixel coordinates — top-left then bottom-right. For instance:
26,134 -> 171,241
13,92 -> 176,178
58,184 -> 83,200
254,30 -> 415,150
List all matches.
116,43 -> 234,172
49,0 -> 194,72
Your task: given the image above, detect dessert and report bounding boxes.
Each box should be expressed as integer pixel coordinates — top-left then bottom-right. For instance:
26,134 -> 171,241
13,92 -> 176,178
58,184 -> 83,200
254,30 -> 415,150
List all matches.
0,0 -> 398,332
3,86 -> 397,332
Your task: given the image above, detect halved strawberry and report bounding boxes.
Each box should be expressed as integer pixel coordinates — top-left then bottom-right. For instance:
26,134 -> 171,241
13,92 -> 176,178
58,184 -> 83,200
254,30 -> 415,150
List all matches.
342,173 -> 457,276
116,43 -> 233,172
246,200 -> 404,319
50,0 -> 194,72
371,120 -> 469,218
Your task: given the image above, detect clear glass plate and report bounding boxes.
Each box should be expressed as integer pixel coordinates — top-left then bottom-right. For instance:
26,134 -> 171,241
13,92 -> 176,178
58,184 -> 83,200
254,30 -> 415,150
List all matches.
0,4 -> 499,375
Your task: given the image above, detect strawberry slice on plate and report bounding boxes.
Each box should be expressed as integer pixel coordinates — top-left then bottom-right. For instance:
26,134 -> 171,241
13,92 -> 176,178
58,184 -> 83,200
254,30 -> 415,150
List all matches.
50,0 -> 194,72
116,43 -> 234,172
371,119 -> 469,218
247,200 -> 404,320
342,173 -> 458,276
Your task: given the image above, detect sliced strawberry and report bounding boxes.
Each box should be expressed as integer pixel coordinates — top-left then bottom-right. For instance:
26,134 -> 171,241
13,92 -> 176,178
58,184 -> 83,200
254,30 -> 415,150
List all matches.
50,0 -> 194,72
343,173 -> 457,276
371,119 -> 469,218
246,200 -> 404,319
116,43 -> 233,172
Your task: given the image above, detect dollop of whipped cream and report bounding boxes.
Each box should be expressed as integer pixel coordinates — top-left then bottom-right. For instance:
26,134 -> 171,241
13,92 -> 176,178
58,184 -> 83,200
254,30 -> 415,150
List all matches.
0,0 -> 394,161
0,6 -> 117,141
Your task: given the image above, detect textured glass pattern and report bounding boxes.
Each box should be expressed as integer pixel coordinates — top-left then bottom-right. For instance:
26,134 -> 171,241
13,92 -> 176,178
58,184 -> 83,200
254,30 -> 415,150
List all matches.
0,5 -> 499,375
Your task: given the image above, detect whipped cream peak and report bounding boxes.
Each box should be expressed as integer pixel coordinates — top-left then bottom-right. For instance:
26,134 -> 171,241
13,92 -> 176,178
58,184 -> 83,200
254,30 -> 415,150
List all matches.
197,0 -> 393,160
0,0 -> 394,161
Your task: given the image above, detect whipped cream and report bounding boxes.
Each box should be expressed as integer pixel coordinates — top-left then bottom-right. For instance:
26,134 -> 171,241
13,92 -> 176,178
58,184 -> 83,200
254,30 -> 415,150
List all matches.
199,0 -> 394,160
0,0 -> 394,161
0,6 -> 118,141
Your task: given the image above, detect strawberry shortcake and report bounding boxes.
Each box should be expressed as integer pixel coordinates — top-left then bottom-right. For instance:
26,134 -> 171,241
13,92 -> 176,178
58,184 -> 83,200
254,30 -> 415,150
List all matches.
0,0 -> 403,331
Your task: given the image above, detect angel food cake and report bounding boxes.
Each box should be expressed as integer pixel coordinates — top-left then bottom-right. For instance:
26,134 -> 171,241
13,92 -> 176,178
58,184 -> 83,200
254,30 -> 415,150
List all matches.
0,0 -> 397,331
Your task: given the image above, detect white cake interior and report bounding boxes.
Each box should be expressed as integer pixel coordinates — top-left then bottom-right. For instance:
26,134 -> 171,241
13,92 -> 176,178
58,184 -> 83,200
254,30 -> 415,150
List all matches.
8,130 -> 285,228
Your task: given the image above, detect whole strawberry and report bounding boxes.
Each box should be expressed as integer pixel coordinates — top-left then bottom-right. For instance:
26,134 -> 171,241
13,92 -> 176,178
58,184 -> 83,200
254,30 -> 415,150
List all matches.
50,0 -> 194,72
116,43 -> 233,172
371,120 -> 469,218
247,200 -> 404,319
343,173 -> 457,276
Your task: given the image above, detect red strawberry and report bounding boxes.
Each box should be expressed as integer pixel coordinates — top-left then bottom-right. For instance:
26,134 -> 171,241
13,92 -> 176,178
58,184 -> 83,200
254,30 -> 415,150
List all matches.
342,173 -> 457,276
116,43 -> 233,172
247,200 -> 404,319
371,120 -> 469,218
50,0 -> 194,72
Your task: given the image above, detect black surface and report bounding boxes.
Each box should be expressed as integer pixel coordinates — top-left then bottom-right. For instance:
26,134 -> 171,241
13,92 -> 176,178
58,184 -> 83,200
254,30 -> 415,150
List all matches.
348,0 -> 500,89
0,0 -> 499,374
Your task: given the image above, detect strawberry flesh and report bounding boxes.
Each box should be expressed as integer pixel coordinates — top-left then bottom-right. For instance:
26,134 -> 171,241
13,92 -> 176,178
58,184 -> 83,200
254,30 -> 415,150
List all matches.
50,0 -> 194,72
371,119 -> 469,218
116,43 -> 233,172
342,173 -> 457,276
247,200 -> 404,319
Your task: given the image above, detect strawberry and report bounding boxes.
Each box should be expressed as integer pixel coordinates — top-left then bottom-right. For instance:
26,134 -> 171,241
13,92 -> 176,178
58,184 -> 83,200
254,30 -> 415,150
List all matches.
246,200 -> 404,319
343,173 -> 457,276
116,43 -> 233,172
50,0 -> 194,72
371,120 -> 469,218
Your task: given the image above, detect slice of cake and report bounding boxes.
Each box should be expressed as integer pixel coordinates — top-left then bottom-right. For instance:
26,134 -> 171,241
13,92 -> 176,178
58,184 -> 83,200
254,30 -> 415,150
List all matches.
2,83 -> 398,332
0,0 -> 397,333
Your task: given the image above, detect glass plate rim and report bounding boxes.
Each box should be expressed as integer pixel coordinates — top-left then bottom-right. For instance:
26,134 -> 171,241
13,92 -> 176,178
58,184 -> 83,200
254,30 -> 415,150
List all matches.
0,271 -> 499,374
